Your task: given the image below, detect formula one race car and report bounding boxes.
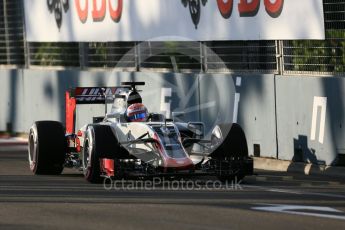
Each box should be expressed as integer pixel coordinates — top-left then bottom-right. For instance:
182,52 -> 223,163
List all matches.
28,82 -> 253,183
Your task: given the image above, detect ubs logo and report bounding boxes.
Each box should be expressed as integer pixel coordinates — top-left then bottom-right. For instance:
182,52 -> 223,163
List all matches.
183,0 -> 284,29
181,0 -> 208,29
47,0 -> 70,29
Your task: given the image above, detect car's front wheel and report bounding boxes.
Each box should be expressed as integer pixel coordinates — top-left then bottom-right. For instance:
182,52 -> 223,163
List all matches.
210,123 -> 250,183
82,126 -> 102,183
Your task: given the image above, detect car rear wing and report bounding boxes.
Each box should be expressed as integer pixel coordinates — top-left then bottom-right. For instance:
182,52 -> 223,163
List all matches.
69,87 -> 120,104
65,87 -> 124,134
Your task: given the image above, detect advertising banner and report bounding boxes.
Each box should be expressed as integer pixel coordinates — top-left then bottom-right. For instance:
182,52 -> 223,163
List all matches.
24,0 -> 325,41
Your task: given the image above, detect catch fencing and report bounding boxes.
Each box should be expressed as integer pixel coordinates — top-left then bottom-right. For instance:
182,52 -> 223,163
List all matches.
0,0 -> 344,76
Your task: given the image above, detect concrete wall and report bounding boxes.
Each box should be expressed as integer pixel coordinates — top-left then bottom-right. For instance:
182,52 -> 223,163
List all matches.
1,69 -> 344,166
1,69 -> 200,133
276,75 -> 345,166
199,73 -> 277,158
0,69 -> 24,132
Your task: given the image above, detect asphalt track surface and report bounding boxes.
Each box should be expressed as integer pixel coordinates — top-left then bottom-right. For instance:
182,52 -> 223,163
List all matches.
1,146 -> 345,230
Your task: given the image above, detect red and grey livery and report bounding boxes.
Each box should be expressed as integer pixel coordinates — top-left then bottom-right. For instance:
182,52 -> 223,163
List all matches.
28,82 -> 253,183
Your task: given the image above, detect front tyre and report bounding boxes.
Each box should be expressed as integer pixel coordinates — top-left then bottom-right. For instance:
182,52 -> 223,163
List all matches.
28,121 -> 66,175
211,123 -> 251,183
82,126 -> 101,183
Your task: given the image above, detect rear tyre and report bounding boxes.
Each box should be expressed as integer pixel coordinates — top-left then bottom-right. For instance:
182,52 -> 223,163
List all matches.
28,121 -> 66,175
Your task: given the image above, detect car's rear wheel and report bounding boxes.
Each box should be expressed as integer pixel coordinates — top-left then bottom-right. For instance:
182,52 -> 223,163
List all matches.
28,121 -> 66,175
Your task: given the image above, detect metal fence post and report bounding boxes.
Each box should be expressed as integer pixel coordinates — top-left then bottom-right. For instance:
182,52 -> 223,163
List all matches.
135,42 -> 141,72
20,0 -> 30,68
79,42 -> 89,69
200,41 -> 208,73
275,40 -> 284,75
2,0 -> 10,64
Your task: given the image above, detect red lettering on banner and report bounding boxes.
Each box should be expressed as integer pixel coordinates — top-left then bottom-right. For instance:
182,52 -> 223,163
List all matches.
217,0 -> 233,19
75,0 -> 123,23
75,0 -> 89,23
238,0 -> 260,17
109,0 -> 123,22
264,0 -> 284,18
92,0 -> 106,21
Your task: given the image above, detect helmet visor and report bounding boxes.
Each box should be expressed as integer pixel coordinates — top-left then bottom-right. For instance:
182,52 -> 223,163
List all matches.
129,112 -> 147,121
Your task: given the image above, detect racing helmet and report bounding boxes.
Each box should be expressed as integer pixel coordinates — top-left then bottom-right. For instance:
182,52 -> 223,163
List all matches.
126,103 -> 148,122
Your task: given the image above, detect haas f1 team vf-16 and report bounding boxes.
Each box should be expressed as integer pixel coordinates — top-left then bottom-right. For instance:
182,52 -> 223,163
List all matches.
28,82 -> 253,183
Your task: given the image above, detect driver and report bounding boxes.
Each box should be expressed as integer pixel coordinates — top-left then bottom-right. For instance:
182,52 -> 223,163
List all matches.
126,103 -> 148,122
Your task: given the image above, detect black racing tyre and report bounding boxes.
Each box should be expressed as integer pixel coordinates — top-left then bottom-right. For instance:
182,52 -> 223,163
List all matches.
82,126 -> 101,183
82,125 -> 128,183
210,123 -> 249,183
28,121 -> 66,175
210,123 -> 248,159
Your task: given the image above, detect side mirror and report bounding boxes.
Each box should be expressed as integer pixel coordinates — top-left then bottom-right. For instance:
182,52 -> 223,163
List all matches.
187,122 -> 205,137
